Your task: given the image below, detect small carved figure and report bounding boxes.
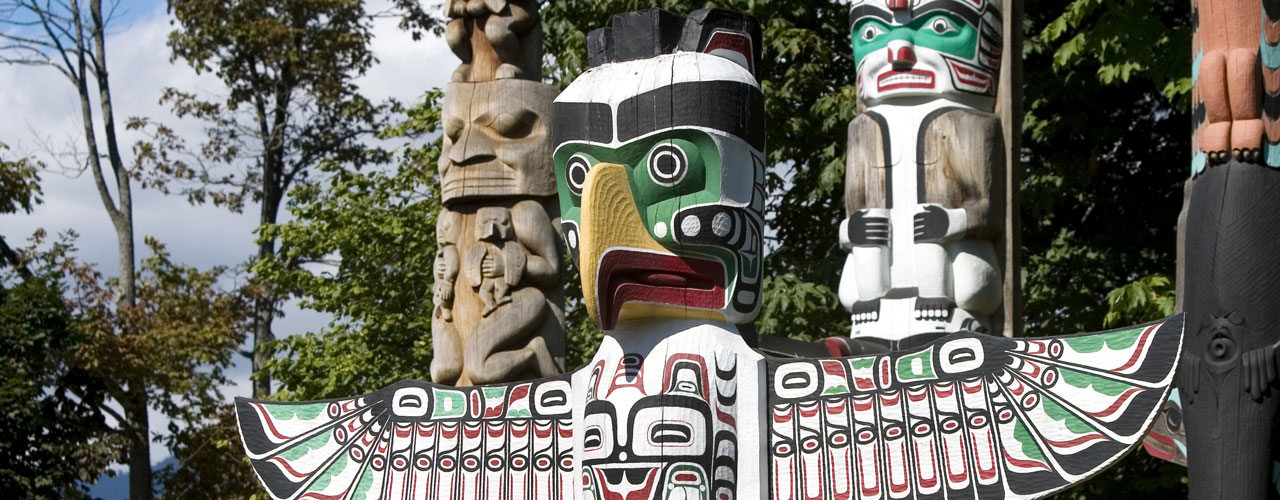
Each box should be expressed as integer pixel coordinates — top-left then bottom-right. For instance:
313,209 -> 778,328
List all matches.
433,211 -> 460,322
465,206 -> 526,316
838,0 -> 1005,345
445,0 -> 541,82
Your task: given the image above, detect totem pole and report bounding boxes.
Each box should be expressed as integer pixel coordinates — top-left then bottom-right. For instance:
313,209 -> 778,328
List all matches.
837,0 -> 1014,348
430,0 -> 564,386
1139,0 -> 1280,497
233,8 -> 1183,500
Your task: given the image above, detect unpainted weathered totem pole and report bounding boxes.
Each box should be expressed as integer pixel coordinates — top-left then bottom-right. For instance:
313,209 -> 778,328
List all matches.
430,0 -> 565,386
838,0 -> 1011,348
1171,0 -> 1280,496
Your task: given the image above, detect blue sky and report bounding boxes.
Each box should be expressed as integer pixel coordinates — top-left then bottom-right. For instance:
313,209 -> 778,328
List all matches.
0,0 -> 454,476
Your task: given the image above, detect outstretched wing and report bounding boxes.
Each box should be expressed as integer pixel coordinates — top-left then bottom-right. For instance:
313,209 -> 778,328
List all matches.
236,376 -> 576,500
766,315 -> 1184,500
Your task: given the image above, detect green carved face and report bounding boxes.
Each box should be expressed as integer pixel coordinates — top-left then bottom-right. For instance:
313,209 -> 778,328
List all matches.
848,0 -> 1002,107
852,12 -> 977,68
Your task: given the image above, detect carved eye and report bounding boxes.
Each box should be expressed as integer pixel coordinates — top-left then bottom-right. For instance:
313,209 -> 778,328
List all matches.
566,154 -> 591,196
929,17 -> 955,35
860,24 -> 884,42
492,111 -> 534,138
647,144 -> 687,186
445,117 -> 464,141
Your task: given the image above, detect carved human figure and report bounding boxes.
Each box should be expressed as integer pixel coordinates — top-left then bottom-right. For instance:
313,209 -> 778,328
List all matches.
839,0 -> 1005,346
462,200 -> 561,385
445,0 -> 542,82
465,206 -> 525,316
433,210 -> 460,322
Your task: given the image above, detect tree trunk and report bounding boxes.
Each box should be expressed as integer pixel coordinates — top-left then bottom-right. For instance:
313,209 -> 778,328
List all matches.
252,123 -> 286,398
125,385 -> 151,500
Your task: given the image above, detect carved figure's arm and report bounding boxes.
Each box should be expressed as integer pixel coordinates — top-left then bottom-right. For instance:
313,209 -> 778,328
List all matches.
511,199 -> 561,288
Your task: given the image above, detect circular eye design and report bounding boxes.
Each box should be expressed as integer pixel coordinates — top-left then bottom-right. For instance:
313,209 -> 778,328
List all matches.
941,418 -> 961,432
801,436 -> 821,452
566,155 -> 591,196
930,17 -> 955,34
856,429 -> 876,444
773,441 -> 794,456
828,430 -> 850,447
647,144 -> 687,186
860,24 -> 884,42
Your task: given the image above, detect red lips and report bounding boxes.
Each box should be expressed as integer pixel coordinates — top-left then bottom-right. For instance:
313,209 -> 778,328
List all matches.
876,69 -> 936,91
595,249 -> 726,330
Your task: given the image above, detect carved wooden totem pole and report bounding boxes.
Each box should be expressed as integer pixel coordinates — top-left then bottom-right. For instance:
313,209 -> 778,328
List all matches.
232,8 -> 1185,500
838,0 -> 1012,348
430,0 -> 564,386
1159,0 -> 1280,497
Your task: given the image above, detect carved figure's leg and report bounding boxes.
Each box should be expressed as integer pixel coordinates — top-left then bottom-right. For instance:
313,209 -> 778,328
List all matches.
913,242 -> 955,322
1228,46 -> 1264,155
479,279 -> 497,316
464,287 -> 549,384
430,320 -> 463,384
948,239 -> 1002,317
1201,52 -> 1233,158
494,278 -> 512,306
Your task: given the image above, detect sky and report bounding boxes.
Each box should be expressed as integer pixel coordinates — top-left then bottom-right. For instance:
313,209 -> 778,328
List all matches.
0,0 -> 454,470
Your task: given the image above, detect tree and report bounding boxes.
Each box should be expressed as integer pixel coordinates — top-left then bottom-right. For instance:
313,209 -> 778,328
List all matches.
254,91 -> 441,400
143,0 -> 391,398
1,0 -> 147,495
0,142 -> 43,273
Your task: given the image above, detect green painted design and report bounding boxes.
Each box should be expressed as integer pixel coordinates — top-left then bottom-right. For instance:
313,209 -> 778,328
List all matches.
264,402 -> 326,421
895,346 -> 937,382
307,452 -> 348,491
352,463 -> 375,496
824,384 -> 851,395
1041,398 -> 1096,435
1011,419 -> 1049,463
849,358 -> 875,370
1063,327 -> 1143,353
1060,369 -> 1133,397
852,12 -> 978,68
506,408 -> 532,418
483,386 -> 507,401
279,431 -> 333,461
431,388 -> 467,418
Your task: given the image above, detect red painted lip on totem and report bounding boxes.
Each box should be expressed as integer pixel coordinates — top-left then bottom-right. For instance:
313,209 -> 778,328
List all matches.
596,249 -> 726,330
876,69 -> 936,91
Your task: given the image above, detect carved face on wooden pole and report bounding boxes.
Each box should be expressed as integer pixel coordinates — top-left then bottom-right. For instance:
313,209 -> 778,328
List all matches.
552,11 -> 766,331
850,0 -> 1002,109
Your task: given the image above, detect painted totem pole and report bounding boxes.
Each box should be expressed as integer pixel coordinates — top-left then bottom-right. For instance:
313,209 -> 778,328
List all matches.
430,0 -> 564,386
838,0 -> 1009,348
1136,0 -> 1280,497
234,10 -> 1184,500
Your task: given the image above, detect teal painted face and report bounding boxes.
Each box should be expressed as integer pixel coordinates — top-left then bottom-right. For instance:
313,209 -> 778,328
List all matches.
551,52 -> 765,330
848,0 -> 1002,108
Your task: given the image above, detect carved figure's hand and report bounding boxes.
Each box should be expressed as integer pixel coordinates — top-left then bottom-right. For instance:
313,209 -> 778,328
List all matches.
843,210 -> 890,247
914,204 -> 949,242
482,254 -> 496,277
913,204 -> 968,242
435,253 -> 450,278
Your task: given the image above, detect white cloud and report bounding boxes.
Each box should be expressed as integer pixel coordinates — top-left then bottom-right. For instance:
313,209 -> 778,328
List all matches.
1,0 -> 453,468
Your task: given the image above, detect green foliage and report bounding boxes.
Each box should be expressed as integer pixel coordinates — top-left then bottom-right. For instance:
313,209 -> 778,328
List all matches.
260,92 -> 444,400
0,253 -> 107,499
757,273 -> 849,342
1104,274 -> 1175,327
1041,0 -> 1192,103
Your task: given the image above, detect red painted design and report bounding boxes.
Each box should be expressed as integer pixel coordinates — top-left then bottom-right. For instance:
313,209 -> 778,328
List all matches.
596,250 -> 726,330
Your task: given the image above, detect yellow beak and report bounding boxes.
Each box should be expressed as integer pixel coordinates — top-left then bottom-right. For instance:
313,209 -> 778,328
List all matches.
579,162 -> 724,328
